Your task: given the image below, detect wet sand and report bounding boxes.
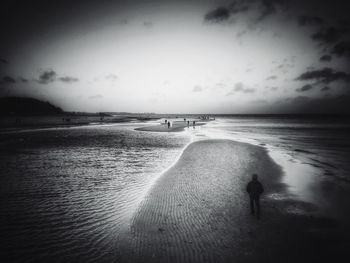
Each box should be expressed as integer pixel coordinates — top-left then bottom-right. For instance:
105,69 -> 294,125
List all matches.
135,121 -> 205,132
118,140 -> 347,263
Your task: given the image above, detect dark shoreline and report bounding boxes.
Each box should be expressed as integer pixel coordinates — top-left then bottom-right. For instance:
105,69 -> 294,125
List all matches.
0,115 -> 160,132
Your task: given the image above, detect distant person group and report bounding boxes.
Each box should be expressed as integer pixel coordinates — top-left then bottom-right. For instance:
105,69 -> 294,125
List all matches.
165,119 -> 171,128
164,118 -> 197,129
199,115 -> 214,120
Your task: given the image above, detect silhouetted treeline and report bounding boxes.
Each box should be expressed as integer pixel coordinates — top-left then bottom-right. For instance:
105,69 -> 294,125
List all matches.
0,97 -> 63,116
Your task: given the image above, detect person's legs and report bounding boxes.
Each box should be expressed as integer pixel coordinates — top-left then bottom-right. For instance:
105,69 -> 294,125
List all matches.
255,197 -> 260,219
250,196 -> 255,215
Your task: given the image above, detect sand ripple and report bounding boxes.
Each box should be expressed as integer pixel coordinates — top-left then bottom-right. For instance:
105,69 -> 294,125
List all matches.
123,140 -> 281,263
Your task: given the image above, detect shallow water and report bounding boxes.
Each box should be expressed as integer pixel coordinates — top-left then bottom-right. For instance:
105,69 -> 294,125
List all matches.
191,117 -> 350,220
0,123 -> 190,262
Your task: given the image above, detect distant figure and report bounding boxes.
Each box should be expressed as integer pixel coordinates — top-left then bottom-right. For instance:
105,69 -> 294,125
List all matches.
187,120 -> 190,127
167,122 -> 170,129
165,119 -> 167,124
193,121 -> 195,126
184,118 -> 186,122
246,174 -> 264,219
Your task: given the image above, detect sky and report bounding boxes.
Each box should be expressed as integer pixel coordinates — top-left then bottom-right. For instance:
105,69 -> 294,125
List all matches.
1,0 -> 350,114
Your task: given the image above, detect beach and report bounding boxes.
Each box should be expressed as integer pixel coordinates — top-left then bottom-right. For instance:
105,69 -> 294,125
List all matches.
1,117 -> 349,262
118,139 -> 347,263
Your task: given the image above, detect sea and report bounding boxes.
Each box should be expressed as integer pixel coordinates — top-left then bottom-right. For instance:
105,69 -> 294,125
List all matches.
1,116 -> 350,262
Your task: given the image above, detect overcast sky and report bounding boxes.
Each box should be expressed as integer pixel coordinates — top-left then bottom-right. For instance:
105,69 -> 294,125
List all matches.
1,0 -> 350,113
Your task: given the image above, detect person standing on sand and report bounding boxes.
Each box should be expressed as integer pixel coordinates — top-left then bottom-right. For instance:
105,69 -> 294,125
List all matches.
168,121 -> 170,129
246,174 -> 264,219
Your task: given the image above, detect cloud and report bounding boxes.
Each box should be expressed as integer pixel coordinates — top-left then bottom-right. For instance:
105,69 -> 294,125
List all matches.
0,75 -> 16,84
298,15 -> 324,26
296,68 -> 350,84
311,27 -> 345,44
265,86 -> 278,91
204,7 -> 230,23
105,74 -> 118,81
319,55 -> 332,62
321,86 -> 330,92
331,41 -> 350,57
59,76 -> 79,83
205,0 -> 282,25
36,69 -> 79,84
0,58 -> 8,64
296,84 -> 314,92
227,82 -> 255,95
228,1 -> 250,14
266,75 -> 277,80
192,85 -> 203,92
37,69 -> 56,84
88,94 -> 104,99
256,0 -> 280,21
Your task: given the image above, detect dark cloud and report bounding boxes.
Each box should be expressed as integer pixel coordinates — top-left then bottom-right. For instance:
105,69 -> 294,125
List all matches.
296,84 -> 313,92
321,86 -> 330,91
206,0 -> 282,24
59,76 -> 79,83
0,58 -> 8,64
296,67 -> 350,84
227,82 -> 255,95
256,0 -> 281,21
204,7 -> 230,23
298,15 -> 324,27
38,69 -> 56,84
331,41 -> 350,57
266,75 -> 277,80
228,0 -> 250,14
1,76 -> 16,84
319,55 -> 332,62
192,85 -> 203,92
37,70 -> 77,84
311,27 -> 345,44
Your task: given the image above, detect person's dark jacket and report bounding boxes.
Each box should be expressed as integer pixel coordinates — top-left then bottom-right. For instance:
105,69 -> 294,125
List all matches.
246,180 -> 264,198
